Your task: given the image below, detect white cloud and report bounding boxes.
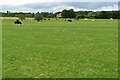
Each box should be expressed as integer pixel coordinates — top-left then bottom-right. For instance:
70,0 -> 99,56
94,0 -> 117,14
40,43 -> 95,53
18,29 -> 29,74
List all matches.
1,2 -> 118,12
9,8 -> 34,12
51,5 -> 118,12
0,0 -> 56,5
52,6 -> 90,12
52,6 -> 74,12
96,5 -> 118,11
0,0 -> 119,5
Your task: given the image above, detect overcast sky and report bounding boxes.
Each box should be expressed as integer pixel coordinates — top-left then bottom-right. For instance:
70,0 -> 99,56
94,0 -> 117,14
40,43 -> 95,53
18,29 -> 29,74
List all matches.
0,0 -> 119,13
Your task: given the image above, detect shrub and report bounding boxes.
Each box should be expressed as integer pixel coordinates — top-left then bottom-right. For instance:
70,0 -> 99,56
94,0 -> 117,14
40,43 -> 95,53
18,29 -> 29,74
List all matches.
34,13 -> 43,22
17,14 -> 26,21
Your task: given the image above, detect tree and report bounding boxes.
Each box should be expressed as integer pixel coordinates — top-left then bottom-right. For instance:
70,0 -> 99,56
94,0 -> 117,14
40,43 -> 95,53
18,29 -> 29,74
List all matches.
87,12 -> 95,18
34,13 -> 43,22
32,13 -> 35,17
25,13 -> 33,18
75,14 -> 84,20
75,15 -> 80,20
98,11 -> 108,19
61,9 -> 75,18
16,14 -> 26,21
61,9 -> 68,18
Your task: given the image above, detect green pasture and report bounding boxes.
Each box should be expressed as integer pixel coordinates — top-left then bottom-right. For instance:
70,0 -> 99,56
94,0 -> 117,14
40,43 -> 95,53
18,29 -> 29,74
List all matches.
2,18 -> 118,78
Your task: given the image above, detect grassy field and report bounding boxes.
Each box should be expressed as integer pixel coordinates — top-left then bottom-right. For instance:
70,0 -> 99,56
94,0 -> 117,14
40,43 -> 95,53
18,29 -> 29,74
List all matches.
0,19 -> 2,79
2,18 -> 118,78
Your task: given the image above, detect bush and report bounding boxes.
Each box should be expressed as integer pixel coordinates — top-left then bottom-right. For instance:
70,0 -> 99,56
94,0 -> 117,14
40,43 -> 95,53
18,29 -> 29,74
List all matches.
17,14 -> 26,21
34,13 -> 43,22
75,15 -> 82,20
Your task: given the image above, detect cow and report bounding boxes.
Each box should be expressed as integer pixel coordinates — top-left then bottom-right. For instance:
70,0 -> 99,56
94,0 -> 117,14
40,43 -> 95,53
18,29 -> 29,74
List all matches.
44,18 -> 46,20
84,18 -> 88,21
48,19 -> 50,20
92,19 -> 95,22
14,20 -> 22,24
68,20 -> 72,22
110,18 -> 113,20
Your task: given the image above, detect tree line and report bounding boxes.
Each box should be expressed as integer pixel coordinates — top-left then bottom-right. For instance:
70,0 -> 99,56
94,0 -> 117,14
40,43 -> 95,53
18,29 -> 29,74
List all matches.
61,9 -> 119,19
0,9 -> 119,20
0,11 -> 55,18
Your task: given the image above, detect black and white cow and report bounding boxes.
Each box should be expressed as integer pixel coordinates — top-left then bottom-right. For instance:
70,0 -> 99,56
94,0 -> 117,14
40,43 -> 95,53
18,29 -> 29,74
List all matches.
68,20 -> 72,22
14,20 -> 22,24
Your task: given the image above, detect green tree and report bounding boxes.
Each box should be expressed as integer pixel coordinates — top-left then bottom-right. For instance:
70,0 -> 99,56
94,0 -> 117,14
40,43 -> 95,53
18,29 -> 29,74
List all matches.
98,11 -> 108,19
87,12 -> 95,18
17,14 -> 26,21
61,9 -> 75,18
75,14 -> 84,19
34,13 -> 43,22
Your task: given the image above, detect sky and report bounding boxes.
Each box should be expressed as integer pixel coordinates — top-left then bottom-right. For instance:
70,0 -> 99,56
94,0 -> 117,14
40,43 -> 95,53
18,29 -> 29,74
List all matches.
0,0 -> 119,13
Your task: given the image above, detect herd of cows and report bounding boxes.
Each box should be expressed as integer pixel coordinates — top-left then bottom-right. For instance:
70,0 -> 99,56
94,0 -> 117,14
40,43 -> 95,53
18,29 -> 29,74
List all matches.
14,18 -> 113,25
14,18 -> 113,24
14,19 -> 74,24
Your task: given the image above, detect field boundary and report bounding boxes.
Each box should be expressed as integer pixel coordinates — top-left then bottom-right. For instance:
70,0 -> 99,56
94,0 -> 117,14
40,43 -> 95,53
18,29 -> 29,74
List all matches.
0,16 -> 2,79
118,1 -> 120,79
0,17 -> 34,20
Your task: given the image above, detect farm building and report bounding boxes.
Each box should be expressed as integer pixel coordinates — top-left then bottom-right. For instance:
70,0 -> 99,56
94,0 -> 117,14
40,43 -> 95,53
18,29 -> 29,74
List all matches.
56,13 -> 62,18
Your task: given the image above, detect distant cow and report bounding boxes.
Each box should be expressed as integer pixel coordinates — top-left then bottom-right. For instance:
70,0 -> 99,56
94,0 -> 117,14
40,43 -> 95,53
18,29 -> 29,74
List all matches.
48,19 -> 50,20
14,20 -> 22,24
68,20 -> 72,22
44,19 -> 46,20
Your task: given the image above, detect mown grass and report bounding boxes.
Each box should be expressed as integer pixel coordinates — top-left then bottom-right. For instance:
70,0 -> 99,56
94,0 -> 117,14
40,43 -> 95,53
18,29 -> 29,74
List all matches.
2,19 -> 118,78
0,19 -> 2,79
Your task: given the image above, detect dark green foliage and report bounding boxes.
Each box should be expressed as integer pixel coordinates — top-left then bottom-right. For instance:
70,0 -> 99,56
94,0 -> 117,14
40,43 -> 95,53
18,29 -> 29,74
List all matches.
17,14 -> 26,21
0,10 -> 119,19
87,12 -> 96,18
75,15 -> 81,20
75,11 -> 119,19
34,13 -> 43,22
61,9 -> 75,18
41,12 -> 55,18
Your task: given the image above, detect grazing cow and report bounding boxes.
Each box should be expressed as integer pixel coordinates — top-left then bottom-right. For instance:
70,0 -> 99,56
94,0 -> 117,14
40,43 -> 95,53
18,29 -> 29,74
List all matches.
68,20 -> 72,22
48,19 -> 50,20
110,18 -> 113,20
92,19 -> 95,22
14,20 -> 22,24
84,18 -> 88,21
44,19 -> 46,20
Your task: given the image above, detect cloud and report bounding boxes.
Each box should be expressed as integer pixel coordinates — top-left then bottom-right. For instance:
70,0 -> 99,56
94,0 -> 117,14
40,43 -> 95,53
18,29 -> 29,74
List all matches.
0,0 -> 119,6
1,2 -> 118,13
97,5 -> 118,11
